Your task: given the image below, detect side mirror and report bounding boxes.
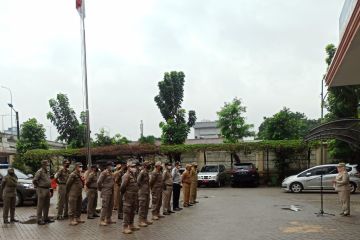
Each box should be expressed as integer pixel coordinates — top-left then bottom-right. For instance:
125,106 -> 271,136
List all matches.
27,174 -> 33,178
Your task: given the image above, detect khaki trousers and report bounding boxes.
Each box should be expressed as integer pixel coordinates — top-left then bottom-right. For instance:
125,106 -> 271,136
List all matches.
338,190 -> 350,214
118,192 -> 124,218
3,196 -> 16,220
36,188 -> 50,221
57,184 -> 68,217
138,193 -> 150,221
162,185 -> 173,212
123,191 -> 137,226
183,183 -> 190,206
100,193 -> 114,221
113,184 -> 120,210
190,181 -> 197,203
68,194 -> 82,219
151,188 -> 162,216
87,189 -> 98,217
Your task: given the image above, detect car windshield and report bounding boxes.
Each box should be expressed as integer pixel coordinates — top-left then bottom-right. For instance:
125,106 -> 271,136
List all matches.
201,166 -> 219,172
234,164 -> 252,170
0,168 -> 29,179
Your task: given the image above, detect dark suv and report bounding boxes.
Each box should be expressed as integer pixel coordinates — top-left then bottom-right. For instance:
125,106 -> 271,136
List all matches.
230,163 -> 259,187
0,168 -> 37,206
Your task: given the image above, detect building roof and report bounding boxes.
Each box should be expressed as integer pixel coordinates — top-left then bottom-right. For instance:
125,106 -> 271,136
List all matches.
194,121 -> 218,129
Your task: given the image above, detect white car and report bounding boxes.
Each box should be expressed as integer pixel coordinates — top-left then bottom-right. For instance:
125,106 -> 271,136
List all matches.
282,164 -> 360,194
198,164 -> 226,187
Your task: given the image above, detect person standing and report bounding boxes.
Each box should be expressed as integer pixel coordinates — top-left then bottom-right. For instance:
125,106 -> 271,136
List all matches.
33,160 -> 54,225
86,165 -> 99,219
189,162 -> 199,204
66,162 -> 85,226
55,160 -> 71,220
115,162 -> 127,220
150,161 -> 164,220
97,161 -> 116,226
333,163 -> 351,216
181,164 -> 192,208
1,168 -> 19,224
162,162 -> 174,215
113,164 -> 122,210
172,162 -> 182,211
137,161 -> 153,227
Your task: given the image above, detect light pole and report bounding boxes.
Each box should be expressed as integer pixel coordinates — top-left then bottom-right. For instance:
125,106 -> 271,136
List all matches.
1,86 -> 13,132
8,103 -> 20,139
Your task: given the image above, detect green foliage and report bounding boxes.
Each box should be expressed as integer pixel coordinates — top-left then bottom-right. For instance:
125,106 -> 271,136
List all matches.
217,98 -> 254,143
138,135 -> 157,145
325,44 -> 336,67
154,71 -> 196,144
257,107 -> 320,140
16,118 -> 48,173
47,93 -> 86,148
93,128 -> 130,147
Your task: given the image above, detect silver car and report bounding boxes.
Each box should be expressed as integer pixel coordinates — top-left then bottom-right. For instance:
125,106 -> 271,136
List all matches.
282,164 -> 360,194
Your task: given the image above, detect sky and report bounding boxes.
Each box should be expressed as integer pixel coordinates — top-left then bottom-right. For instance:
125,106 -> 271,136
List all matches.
0,0 -> 345,141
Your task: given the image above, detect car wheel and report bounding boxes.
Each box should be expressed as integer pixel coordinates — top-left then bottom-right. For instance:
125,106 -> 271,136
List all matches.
350,182 -> 357,194
290,182 -> 303,193
16,193 -> 23,207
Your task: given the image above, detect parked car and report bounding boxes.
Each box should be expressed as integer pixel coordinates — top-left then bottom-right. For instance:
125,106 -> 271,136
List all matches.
198,164 -> 226,187
230,163 -> 259,187
0,168 -> 37,206
282,164 -> 360,194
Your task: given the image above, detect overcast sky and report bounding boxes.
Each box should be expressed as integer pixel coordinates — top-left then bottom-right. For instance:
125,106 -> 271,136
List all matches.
0,0 -> 345,141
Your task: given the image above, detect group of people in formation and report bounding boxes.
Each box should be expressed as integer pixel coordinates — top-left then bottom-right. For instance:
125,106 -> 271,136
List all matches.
3,159 -> 198,234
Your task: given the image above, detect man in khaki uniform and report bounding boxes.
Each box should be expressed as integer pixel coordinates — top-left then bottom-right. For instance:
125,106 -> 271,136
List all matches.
137,161 -> 153,227
66,162 -> 85,226
55,160 -> 71,220
115,162 -> 127,219
150,161 -> 164,220
120,160 -> 140,234
1,168 -> 19,224
334,162 -> 351,216
113,164 -> 122,210
181,164 -> 192,207
86,165 -> 99,219
162,162 -> 174,215
97,161 -> 116,226
33,160 -> 54,225
189,162 -> 199,204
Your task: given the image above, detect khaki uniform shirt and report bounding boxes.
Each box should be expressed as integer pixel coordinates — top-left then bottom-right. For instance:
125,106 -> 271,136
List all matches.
97,169 -> 114,196
66,171 -> 84,197
55,167 -> 70,185
1,174 -> 18,198
163,170 -> 173,186
182,170 -> 191,185
121,171 -> 139,194
335,171 -> 350,191
137,169 -> 150,195
150,170 -> 163,190
86,172 -> 98,189
190,167 -> 198,183
33,168 -> 51,189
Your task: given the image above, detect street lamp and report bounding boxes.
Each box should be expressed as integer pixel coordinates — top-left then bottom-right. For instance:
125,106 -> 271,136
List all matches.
8,103 -> 20,139
1,86 -> 13,132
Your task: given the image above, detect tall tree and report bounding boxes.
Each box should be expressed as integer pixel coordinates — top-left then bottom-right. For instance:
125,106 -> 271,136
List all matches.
155,71 -> 196,145
15,118 -> 48,173
217,98 -> 254,143
138,135 -> 157,145
47,93 -> 86,148
324,44 -> 360,162
93,128 -> 130,147
257,107 -> 319,140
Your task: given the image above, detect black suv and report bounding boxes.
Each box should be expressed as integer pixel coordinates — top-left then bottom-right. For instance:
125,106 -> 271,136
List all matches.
230,163 -> 259,187
0,167 -> 37,206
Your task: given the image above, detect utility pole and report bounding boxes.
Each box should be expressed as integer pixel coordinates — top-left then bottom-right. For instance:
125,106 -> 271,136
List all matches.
140,120 -> 144,138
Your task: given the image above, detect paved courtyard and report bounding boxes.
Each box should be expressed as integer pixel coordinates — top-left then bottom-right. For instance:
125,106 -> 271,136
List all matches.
1,187 -> 360,240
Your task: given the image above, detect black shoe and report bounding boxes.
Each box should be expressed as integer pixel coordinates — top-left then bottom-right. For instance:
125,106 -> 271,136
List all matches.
93,214 -> 100,218
56,216 -> 64,220
168,211 -> 175,214
44,219 -> 55,223
118,216 -> 123,220
38,221 -> 46,225
4,220 -> 10,224
188,204 -> 193,207
63,215 -> 69,219
87,216 -> 95,219
194,201 -> 199,203
174,208 -> 181,211
10,219 -> 19,223
163,212 -> 170,215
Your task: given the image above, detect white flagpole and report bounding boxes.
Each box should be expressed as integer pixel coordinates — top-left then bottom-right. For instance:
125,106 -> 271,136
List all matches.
79,1 -> 92,168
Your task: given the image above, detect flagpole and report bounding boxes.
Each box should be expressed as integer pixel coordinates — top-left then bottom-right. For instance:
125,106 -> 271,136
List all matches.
79,2 -> 92,168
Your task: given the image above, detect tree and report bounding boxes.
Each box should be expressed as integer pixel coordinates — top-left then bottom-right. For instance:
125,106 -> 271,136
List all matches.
154,71 -> 196,145
257,107 -> 319,140
47,93 -> 86,148
324,44 -> 360,162
217,98 -> 254,143
93,128 -> 130,147
138,135 -> 157,145
15,118 -> 48,173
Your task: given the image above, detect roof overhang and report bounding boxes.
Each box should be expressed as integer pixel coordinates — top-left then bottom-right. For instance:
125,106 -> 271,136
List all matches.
326,1 -> 360,87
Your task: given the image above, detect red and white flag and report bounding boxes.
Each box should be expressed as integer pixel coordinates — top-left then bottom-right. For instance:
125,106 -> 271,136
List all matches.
76,0 -> 85,18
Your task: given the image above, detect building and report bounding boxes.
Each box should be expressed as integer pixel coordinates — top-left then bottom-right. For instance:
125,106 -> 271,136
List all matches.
326,0 -> 360,86
193,121 -> 221,139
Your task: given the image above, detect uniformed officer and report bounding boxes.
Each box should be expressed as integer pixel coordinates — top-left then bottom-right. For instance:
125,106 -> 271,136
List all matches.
150,161 -> 164,220
113,164 -> 122,210
120,160 -> 140,234
189,162 -> 199,204
86,165 -> 99,219
162,162 -> 174,215
97,161 -> 116,226
333,162 -> 351,216
137,161 -> 153,227
66,162 -> 85,226
115,162 -> 127,220
1,168 -> 19,224
181,164 -> 192,207
33,160 -> 54,225
55,159 -> 71,220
